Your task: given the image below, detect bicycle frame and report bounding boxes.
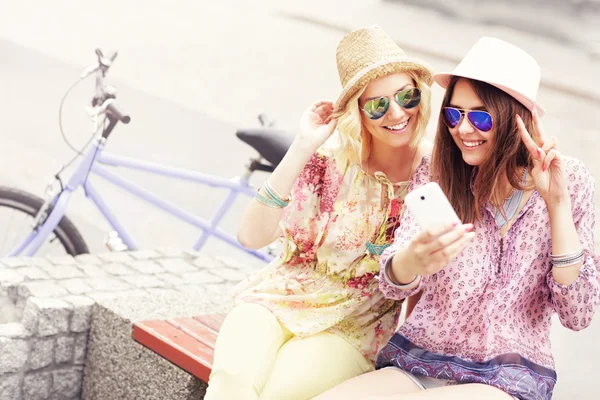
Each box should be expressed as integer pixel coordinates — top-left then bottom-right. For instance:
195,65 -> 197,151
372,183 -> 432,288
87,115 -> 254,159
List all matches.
9,137 -> 274,262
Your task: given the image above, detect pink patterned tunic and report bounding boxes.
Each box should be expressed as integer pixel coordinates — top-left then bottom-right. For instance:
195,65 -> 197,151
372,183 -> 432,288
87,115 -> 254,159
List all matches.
378,157 -> 600,399
234,138 -> 431,362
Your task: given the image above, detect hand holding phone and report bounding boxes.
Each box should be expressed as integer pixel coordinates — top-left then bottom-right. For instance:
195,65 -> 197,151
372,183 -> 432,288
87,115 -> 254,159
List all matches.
404,182 -> 461,230
389,183 -> 474,281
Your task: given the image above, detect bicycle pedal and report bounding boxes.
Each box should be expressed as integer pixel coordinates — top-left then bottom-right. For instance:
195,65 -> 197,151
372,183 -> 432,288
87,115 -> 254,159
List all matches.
104,231 -> 128,252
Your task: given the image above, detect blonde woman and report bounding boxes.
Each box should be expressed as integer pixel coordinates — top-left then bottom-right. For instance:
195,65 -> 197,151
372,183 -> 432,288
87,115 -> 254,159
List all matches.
205,26 -> 454,400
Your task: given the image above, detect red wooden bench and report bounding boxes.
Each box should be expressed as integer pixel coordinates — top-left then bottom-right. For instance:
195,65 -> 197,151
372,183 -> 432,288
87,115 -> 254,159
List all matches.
132,313 -> 225,382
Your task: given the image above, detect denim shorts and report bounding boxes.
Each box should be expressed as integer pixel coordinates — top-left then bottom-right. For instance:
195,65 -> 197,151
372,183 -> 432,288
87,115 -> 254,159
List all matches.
383,366 -> 519,399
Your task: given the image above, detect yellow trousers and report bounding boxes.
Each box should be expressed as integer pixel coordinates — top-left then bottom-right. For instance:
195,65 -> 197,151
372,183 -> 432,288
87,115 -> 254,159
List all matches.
204,303 -> 373,400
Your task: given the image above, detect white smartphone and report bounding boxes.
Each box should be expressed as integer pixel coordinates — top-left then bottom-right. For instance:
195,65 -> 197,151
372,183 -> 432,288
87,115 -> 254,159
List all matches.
404,182 -> 460,231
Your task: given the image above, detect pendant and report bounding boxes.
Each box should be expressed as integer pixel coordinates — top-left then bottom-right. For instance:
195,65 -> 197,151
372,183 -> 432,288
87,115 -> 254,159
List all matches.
366,242 -> 390,255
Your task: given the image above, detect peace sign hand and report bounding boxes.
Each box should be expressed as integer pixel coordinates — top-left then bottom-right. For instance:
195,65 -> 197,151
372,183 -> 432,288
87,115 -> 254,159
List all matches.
516,107 -> 569,206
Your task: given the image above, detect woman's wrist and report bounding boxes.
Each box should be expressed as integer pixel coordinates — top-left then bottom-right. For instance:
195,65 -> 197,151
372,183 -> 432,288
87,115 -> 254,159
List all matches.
546,198 -> 573,227
546,193 -> 582,285
275,140 -> 318,176
390,252 -> 419,285
291,136 -> 323,157
544,194 -> 571,213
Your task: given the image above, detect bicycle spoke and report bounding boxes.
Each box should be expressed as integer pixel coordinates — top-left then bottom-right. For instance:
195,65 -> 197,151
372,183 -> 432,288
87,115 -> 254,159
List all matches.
0,207 -> 30,254
0,207 -> 16,253
0,205 -> 69,257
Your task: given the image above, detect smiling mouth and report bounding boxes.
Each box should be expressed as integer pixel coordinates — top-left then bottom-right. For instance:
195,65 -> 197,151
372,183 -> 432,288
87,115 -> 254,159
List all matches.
462,140 -> 486,148
383,119 -> 409,131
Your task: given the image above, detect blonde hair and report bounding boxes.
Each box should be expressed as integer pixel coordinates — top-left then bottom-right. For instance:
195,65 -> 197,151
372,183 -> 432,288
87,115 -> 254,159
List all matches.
334,70 -> 431,166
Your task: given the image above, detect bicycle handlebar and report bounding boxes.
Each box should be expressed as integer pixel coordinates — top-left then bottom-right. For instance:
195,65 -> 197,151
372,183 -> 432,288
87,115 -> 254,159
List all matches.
106,102 -> 130,124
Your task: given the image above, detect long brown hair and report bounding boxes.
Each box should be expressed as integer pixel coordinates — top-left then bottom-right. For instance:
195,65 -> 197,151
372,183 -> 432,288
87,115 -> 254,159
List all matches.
431,77 -> 539,223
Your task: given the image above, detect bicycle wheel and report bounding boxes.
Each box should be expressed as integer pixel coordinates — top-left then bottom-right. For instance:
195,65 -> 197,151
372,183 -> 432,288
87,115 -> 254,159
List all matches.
0,186 -> 89,256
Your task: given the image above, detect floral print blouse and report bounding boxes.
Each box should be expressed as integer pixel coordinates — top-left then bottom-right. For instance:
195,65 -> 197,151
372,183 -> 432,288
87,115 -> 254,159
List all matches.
234,138 -> 431,362
377,157 -> 600,399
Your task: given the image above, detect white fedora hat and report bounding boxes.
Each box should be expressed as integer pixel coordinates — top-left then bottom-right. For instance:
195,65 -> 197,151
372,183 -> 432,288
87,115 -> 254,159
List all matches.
434,37 -> 545,116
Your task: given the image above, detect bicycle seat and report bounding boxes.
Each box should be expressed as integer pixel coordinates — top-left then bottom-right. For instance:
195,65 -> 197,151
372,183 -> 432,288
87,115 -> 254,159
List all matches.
236,129 -> 294,167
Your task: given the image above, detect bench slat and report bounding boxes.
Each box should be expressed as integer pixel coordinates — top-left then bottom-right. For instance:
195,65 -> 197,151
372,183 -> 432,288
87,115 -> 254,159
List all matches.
193,314 -> 225,332
167,317 -> 219,349
133,319 -> 216,382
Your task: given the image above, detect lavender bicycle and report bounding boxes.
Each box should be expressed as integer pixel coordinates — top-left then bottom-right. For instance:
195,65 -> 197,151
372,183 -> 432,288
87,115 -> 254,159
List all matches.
0,49 -> 292,262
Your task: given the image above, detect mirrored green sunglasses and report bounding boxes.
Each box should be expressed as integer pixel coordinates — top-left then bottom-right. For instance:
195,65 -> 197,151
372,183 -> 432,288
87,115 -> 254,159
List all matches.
362,88 -> 421,120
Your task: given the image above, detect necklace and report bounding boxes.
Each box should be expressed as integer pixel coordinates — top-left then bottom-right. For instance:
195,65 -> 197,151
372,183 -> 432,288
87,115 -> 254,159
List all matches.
365,149 -> 418,256
495,168 -> 528,228
502,187 -> 516,202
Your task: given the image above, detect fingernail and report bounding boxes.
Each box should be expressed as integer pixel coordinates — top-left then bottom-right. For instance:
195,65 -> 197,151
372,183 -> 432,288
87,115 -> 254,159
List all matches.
542,164 -> 547,172
452,221 -> 459,227
465,224 -> 474,232
516,114 -> 521,120
536,148 -> 541,157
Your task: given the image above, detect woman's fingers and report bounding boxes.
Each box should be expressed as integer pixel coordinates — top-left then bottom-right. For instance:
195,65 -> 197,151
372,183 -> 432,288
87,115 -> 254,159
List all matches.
412,223 -> 472,273
315,104 -> 333,119
542,148 -> 559,171
541,136 -> 557,153
313,105 -> 335,124
532,106 -> 547,143
422,223 -> 473,254
310,100 -> 334,112
444,231 -> 476,259
429,231 -> 476,271
411,221 -> 475,275
414,221 -> 460,245
516,114 -> 540,160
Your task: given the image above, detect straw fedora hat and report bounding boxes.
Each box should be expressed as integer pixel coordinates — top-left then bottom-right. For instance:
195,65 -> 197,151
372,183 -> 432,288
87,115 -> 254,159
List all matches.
334,25 -> 434,112
434,37 -> 545,116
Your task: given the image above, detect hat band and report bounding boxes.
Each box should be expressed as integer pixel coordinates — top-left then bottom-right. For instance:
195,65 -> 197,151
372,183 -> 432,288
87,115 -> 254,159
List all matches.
338,57 -> 419,104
